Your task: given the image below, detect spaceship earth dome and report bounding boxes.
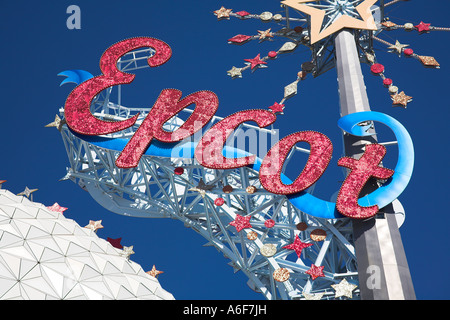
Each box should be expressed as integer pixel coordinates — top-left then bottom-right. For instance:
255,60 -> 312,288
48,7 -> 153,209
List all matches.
0,188 -> 174,300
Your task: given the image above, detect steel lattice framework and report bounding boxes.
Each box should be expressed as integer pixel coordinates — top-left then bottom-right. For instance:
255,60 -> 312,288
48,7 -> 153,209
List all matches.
54,0 -> 446,299
55,46 -> 362,300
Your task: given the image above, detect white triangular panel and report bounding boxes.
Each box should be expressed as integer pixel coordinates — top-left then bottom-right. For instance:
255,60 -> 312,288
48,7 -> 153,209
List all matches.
0,278 -> 17,298
0,189 -> 174,300
1,282 -> 21,300
0,230 -> 23,248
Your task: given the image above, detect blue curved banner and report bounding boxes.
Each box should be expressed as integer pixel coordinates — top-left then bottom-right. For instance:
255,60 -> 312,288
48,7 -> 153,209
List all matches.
58,70 -> 94,86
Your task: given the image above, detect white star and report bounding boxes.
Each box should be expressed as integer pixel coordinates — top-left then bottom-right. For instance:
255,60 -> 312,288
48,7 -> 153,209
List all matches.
17,187 -> 38,199
84,220 -> 104,232
331,278 -> 358,298
120,245 -> 135,259
388,40 -> 409,56
45,114 -> 65,131
227,66 -> 243,78
303,292 -> 325,300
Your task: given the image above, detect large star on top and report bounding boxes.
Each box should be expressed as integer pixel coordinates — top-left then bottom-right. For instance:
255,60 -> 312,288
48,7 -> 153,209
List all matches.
281,0 -> 377,44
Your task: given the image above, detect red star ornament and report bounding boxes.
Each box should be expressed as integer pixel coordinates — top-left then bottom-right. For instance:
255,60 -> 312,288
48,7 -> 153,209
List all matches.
269,102 -> 284,114
229,214 -> 252,232
244,54 -> 267,70
283,235 -> 313,258
415,21 -> 431,33
107,237 -> 123,249
306,264 -> 325,280
47,202 -> 68,214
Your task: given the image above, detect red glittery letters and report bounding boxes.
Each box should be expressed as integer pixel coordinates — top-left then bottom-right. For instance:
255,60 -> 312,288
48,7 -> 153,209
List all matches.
64,37 -> 398,220
116,89 -> 218,168
64,37 -> 172,136
195,110 -> 276,169
336,144 -> 394,219
259,131 -> 333,194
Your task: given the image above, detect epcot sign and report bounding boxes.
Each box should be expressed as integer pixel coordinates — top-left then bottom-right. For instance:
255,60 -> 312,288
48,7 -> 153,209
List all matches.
62,37 -> 414,221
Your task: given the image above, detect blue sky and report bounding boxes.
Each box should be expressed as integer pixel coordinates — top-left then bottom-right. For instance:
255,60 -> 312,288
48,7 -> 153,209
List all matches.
1,0 -> 449,300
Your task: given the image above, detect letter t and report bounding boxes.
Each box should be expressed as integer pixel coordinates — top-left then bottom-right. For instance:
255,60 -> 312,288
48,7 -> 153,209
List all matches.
336,144 -> 394,219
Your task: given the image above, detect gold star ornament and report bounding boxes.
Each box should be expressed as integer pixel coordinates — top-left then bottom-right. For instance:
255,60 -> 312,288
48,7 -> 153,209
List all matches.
45,114 -> 66,131
214,6 -> 233,20
147,265 -> 164,278
84,220 -> 104,232
257,28 -> 274,40
392,91 -> 413,108
388,40 -> 409,55
281,0 -> 377,44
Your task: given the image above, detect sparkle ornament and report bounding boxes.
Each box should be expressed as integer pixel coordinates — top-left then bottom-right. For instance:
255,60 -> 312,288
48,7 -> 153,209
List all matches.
227,66 -> 243,78
259,12 -> 273,21
388,40 -> 409,55
370,63 -> 385,74
283,81 -> 299,99
331,278 -> 358,299
418,55 -> 440,68
235,11 -> 250,18
174,167 -> 184,175
278,42 -> 297,53
17,187 -> 38,199
247,231 -> 258,240
310,229 -> 327,242
229,214 -> 252,232
381,21 -> 397,29
260,243 -> 277,257
107,237 -> 123,249
85,220 -> 104,232
283,235 -> 313,258
257,28 -> 274,40
45,114 -> 65,131
268,51 -> 277,59
228,34 -> 252,44
415,21 -> 431,33
272,268 -> 290,282
305,264 -> 325,280
244,54 -> 267,70
246,186 -> 257,194
303,292 -> 325,300
404,48 -> 414,56
392,91 -> 413,108
121,245 -> 135,259
46,202 -> 68,214
214,7 -> 233,20
383,78 -> 393,86
147,265 -> 164,278
214,197 -> 225,206
404,23 -> 414,31
264,219 -> 275,228
268,102 -> 284,114
296,222 -> 308,231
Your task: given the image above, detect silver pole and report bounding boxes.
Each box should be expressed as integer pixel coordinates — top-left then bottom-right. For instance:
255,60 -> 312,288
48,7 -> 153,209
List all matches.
334,29 -> 415,300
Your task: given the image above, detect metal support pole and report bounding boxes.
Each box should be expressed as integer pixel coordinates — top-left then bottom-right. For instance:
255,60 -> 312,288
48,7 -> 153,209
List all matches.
334,29 -> 415,300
